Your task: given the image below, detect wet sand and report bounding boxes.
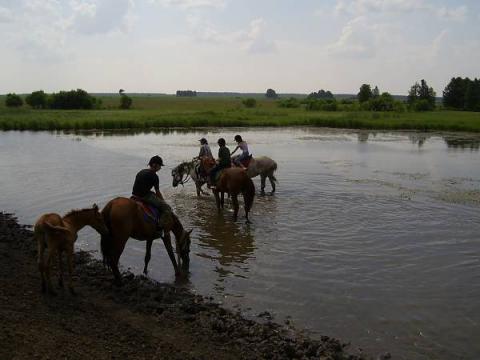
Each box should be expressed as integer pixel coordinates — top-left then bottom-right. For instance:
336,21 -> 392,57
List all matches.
0,212 -> 372,360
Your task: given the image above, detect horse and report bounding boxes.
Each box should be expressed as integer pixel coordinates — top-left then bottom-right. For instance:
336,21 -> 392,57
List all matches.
172,155 -> 277,196
235,155 -> 278,195
34,204 -> 108,295
171,157 -> 213,197
211,167 -> 255,223
100,197 -> 192,285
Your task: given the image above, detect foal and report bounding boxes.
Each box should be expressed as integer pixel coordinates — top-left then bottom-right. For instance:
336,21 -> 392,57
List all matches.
34,204 -> 108,295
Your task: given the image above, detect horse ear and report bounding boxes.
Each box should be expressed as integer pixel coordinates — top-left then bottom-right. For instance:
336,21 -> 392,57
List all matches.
93,203 -> 98,211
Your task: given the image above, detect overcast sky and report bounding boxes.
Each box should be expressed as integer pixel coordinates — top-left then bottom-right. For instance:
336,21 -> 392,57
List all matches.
0,0 -> 478,95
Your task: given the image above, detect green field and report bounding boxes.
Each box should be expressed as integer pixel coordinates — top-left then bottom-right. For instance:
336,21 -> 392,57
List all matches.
1,95 -> 480,132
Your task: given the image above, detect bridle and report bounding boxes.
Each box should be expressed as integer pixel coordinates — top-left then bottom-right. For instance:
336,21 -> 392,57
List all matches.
172,160 -> 196,186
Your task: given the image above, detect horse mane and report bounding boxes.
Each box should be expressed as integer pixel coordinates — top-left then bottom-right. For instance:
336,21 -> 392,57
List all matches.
63,207 -> 94,219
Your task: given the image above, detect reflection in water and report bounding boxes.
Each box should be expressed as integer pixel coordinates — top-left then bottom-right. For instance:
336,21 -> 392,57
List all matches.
444,136 -> 480,150
408,133 -> 429,148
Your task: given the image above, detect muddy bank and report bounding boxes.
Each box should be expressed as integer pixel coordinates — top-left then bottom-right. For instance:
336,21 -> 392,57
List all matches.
0,212 -> 375,360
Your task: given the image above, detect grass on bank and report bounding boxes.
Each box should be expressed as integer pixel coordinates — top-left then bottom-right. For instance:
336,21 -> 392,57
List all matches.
1,95 -> 480,132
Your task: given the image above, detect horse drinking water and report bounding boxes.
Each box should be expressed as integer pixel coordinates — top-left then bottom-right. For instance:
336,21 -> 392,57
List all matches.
100,197 -> 192,284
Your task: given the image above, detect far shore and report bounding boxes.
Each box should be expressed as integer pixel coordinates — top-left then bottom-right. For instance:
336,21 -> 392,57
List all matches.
1,96 -> 480,132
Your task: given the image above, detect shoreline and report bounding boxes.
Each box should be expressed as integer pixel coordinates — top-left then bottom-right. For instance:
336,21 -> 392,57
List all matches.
0,212 -> 374,360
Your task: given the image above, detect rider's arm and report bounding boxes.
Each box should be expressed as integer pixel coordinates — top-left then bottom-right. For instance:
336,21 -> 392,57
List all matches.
153,174 -> 164,200
231,145 -> 239,155
155,188 -> 164,200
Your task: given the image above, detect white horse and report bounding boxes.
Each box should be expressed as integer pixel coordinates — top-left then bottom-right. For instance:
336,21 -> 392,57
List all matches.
171,158 -> 210,197
172,156 -> 278,196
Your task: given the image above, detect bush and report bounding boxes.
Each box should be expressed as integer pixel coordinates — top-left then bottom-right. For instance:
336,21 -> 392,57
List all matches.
242,98 -> 257,108
120,95 -> 133,109
305,99 -> 338,111
48,89 -> 97,109
277,97 -> 300,108
5,93 -> 23,107
25,90 -> 48,109
412,99 -> 434,112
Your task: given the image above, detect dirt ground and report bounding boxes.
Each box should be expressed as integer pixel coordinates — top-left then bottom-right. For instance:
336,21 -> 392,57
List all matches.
0,212 -> 371,360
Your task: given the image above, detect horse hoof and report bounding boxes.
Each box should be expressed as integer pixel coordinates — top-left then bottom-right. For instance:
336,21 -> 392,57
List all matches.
260,191 -> 266,196
269,191 -> 275,196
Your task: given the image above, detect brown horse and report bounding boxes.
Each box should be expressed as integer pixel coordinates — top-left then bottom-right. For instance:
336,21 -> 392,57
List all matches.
34,204 -> 108,295
100,197 -> 192,284
211,167 -> 255,223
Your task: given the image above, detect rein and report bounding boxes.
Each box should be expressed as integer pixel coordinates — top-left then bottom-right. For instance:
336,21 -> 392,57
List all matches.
175,160 -> 196,186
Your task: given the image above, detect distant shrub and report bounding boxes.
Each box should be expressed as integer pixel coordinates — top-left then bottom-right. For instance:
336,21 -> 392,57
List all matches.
305,99 -> 338,111
412,99 -> 434,112
5,93 -> 23,107
278,97 -> 300,108
265,88 -> 278,99
26,90 -> 48,109
120,95 -> 133,109
242,98 -> 257,108
48,89 -> 97,109
176,90 -> 197,97
307,89 -> 334,100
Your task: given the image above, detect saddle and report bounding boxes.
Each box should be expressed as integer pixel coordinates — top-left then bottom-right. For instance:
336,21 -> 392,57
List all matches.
236,155 -> 252,168
130,196 -> 160,225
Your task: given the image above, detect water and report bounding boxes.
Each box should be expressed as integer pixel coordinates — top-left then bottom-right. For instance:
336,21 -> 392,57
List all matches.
1,128 -> 479,360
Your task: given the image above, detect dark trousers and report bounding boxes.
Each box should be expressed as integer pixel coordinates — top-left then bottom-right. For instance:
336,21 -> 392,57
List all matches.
210,164 -> 230,184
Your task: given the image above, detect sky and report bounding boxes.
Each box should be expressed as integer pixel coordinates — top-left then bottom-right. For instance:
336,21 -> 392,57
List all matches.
0,0 -> 479,95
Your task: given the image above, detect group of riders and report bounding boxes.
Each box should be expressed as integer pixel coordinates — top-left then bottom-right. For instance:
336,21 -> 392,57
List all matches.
131,135 -> 250,232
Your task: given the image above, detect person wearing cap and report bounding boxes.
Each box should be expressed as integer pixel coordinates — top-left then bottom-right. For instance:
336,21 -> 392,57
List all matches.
208,138 -> 231,188
231,134 -> 250,169
198,138 -> 213,160
132,156 -> 172,228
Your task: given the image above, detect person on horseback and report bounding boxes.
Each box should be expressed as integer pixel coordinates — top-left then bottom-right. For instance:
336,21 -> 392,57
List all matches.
132,155 -> 172,233
208,138 -> 231,189
231,134 -> 250,169
197,138 -> 214,178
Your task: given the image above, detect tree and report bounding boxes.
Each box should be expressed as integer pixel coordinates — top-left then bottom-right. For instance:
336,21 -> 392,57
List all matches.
408,79 -> 436,110
176,90 -> 197,97
120,94 -> 133,109
307,89 -> 334,100
265,88 -> 278,99
443,77 -> 468,109
5,93 -> 23,107
358,84 -> 373,103
242,98 -> 257,108
465,79 -> 480,112
25,90 -> 48,109
48,89 -> 97,109
119,89 -> 125,95
372,86 -> 380,98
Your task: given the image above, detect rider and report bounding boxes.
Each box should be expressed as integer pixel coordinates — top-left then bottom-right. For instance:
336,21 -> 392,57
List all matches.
198,138 -> 214,160
231,135 -> 250,169
132,155 -> 172,231
208,138 -> 231,188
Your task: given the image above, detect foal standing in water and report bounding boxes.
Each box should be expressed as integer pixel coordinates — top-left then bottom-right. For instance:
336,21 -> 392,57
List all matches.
34,204 -> 108,295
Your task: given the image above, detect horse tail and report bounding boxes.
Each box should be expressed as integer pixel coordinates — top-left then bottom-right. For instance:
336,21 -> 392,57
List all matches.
43,221 -> 70,234
100,201 -> 114,268
270,160 -> 278,183
243,177 -> 255,213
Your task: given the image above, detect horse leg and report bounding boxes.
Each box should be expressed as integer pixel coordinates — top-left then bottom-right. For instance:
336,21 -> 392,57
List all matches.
260,174 -> 267,196
45,245 -> 57,296
112,237 -> 128,286
231,194 -> 239,221
58,250 -> 64,288
221,192 -> 225,208
268,173 -> 276,195
214,191 -> 221,213
66,242 -> 76,295
162,233 -> 180,275
196,183 -> 201,197
200,182 -> 210,196
143,239 -> 153,275
36,233 -> 47,293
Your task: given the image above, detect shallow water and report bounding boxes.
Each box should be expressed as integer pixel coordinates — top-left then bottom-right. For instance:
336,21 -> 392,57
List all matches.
1,128 -> 479,359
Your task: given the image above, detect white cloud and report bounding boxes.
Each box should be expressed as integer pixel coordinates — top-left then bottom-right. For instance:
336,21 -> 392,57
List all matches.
149,0 -> 225,10
186,16 -> 276,54
334,0 -> 467,21
0,6 -> 14,22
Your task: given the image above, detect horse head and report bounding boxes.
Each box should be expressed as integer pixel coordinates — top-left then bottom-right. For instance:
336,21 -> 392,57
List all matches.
171,164 -> 184,187
90,203 -> 109,236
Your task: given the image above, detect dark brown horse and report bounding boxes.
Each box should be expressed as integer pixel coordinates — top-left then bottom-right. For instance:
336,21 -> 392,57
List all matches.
100,197 -> 192,284
211,167 -> 255,223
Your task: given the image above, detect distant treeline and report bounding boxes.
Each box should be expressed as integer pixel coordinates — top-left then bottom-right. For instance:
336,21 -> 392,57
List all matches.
443,77 -> 480,111
176,90 -> 197,97
5,89 -> 101,110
